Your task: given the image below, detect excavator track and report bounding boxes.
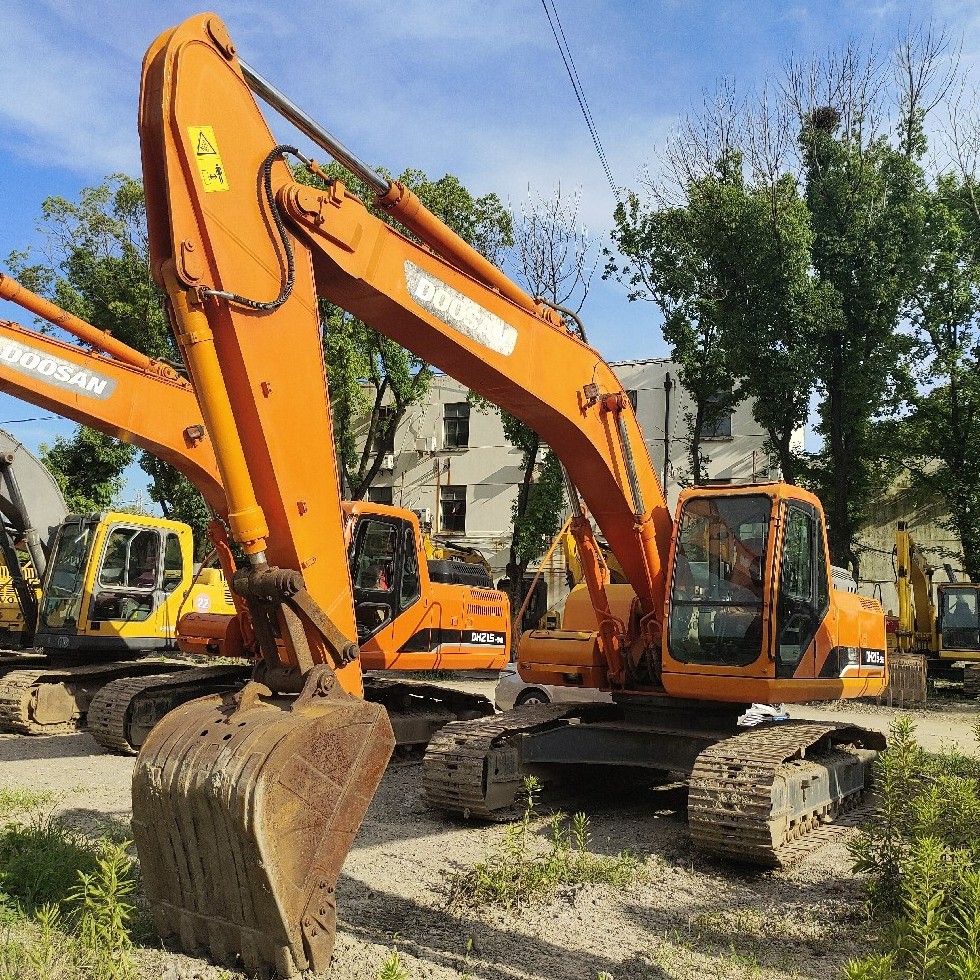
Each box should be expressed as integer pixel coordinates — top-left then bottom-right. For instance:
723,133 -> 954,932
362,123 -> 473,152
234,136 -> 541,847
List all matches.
363,676 -> 495,749
0,661 -> 195,735
688,722 -> 884,866
423,704 -> 584,817
88,665 -> 253,754
425,712 -> 885,866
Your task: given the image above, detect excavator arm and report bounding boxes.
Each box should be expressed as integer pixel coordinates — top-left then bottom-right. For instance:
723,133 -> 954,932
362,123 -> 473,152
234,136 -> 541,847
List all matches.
139,16 -> 672,695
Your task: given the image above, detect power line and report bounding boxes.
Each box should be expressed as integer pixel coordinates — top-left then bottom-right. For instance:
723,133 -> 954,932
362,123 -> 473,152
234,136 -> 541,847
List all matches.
539,0 -> 619,202
0,416 -> 55,424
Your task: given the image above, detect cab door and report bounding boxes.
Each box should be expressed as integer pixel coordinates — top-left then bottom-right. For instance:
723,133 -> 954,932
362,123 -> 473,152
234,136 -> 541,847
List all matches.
89,523 -> 167,646
350,515 -> 417,643
774,502 -> 831,680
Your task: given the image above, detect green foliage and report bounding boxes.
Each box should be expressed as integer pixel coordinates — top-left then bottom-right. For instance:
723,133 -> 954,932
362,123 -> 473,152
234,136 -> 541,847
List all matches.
0,789 -> 55,821
451,777 -> 644,908
0,817 -> 107,914
375,948 -> 412,980
0,904 -> 76,980
607,162 -> 742,485
137,453 -> 212,553
846,717 -> 980,979
39,426 -> 136,513
0,811 -> 138,980
607,144 -> 824,486
500,413 -> 566,568
480,402 -> 567,639
8,175 -> 173,361
881,173 -> 980,581
799,104 -> 928,572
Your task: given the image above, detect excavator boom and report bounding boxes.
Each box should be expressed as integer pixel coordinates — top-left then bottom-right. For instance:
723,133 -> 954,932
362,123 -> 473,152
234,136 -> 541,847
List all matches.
0,311 -> 223,514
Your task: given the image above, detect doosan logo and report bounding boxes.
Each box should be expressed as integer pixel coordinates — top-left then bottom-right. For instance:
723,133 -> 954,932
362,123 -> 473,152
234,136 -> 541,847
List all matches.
404,260 -> 518,356
0,342 -> 116,399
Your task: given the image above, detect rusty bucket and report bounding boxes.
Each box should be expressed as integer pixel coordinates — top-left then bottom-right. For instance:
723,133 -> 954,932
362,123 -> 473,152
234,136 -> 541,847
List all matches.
132,671 -> 394,977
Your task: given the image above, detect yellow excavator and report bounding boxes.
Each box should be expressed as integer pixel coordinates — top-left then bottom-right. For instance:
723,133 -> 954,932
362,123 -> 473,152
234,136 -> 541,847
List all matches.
890,520 -> 980,695
112,16 -> 886,975
0,298 -> 242,736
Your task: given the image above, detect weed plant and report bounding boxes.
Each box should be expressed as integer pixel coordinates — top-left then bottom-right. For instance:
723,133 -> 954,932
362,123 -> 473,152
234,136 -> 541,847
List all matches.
0,801 -> 138,980
0,789 -> 55,821
375,948 -> 412,980
451,777 -> 644,908
845,716 -> 980,980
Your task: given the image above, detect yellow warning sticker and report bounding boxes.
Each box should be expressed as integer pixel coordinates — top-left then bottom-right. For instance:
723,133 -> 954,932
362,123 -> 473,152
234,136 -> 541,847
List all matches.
187,125 -> 229,192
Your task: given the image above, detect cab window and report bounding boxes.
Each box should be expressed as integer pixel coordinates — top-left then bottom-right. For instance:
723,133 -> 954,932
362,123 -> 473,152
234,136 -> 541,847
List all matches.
350,517 -> 402,641
352,520 -> 397,591
92,527 -> 161,623
399,526 -> 421,612
39,522 -> 94,629
668,494 -> 770,667
163,533 -> 184,594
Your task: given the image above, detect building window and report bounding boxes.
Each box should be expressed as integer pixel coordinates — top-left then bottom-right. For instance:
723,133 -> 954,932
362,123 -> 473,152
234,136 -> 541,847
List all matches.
444,403 -> 470,448
367,486 -> 393,506
373,406 -> 396,453
439,485 -> 466,534
625,389 -> 638,412
702,390 -> 733,439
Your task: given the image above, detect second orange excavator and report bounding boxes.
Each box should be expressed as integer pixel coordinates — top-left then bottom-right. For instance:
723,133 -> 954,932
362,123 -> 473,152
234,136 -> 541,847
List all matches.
0,276 -> 507,749
114,15 -> 888,976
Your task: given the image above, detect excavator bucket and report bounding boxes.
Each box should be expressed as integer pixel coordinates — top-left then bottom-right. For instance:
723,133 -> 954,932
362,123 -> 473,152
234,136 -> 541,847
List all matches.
132,671 -> 394,978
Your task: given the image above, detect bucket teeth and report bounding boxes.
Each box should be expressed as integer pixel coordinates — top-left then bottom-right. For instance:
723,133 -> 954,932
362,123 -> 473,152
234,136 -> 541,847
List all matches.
133,679 -> 394,977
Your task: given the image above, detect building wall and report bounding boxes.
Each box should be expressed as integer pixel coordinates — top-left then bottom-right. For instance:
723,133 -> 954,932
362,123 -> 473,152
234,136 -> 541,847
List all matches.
358,359 -> 786,603
854,480 -> 965,616
611,359 -> 784,511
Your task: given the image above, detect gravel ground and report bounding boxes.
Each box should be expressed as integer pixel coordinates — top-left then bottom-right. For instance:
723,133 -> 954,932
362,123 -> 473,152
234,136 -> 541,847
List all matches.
0,684 -> 976,980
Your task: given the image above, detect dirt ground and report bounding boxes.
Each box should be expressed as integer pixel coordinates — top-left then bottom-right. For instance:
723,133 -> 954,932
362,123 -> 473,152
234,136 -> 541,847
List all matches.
0,683 -> 976,980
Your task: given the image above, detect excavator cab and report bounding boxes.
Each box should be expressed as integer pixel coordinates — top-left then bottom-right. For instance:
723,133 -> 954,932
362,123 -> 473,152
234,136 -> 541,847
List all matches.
662,484 -> 886,703
36,512 -> 232,658
349,511 -> 419,641
937,583 -> 980,656
345,502 -> 509,669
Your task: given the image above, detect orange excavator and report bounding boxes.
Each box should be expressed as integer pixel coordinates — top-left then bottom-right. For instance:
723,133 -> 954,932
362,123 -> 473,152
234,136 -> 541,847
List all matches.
0,278 -> 506,749
125,15 -> 887,975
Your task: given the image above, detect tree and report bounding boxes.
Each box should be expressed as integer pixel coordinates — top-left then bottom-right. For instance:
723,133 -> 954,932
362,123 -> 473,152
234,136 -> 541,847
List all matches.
607,149 -> 744,486
789,42 -> 934,573
294,163 -> 513,499
481,186 -> 604,638
497,410 -> 565,640
39,426 -> 136,513
608,86 -> 827,487
139,453 -> 213,556
884,173 -> 980,580
8,176 -> 206,532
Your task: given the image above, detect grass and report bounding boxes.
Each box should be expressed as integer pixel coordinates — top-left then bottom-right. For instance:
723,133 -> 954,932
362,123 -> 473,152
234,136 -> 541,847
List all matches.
0,789 -> 55,821
450,776 -> 645,908
0,794 -> 138,980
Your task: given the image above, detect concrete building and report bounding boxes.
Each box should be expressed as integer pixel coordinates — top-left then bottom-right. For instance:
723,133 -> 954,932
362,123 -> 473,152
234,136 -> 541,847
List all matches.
357,358 -> 788,611
855,480 -> 966,615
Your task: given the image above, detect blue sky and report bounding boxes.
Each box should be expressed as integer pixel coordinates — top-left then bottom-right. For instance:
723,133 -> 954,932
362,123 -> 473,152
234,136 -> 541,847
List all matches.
0,0 -> 975,492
